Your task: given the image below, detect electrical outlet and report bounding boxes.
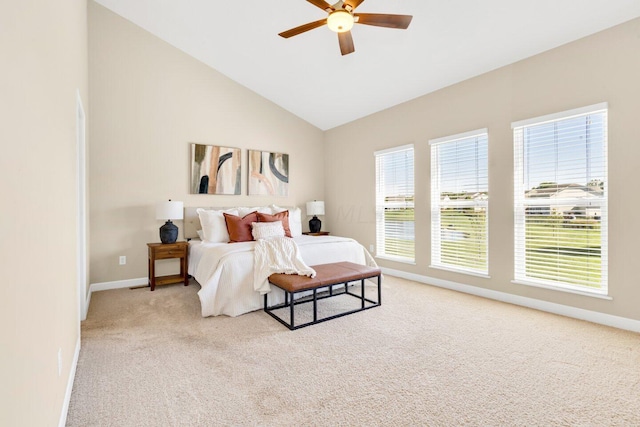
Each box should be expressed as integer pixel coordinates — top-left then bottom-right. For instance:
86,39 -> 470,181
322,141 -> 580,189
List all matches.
369,244 -> 374,253
119,255 -> 126,265
57,348 -> 62,377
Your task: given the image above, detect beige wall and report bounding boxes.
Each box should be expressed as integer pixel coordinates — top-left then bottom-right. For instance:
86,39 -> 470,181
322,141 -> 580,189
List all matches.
325,18 -> 640,321
0,0 -> 88,425
88,2 -> 325,284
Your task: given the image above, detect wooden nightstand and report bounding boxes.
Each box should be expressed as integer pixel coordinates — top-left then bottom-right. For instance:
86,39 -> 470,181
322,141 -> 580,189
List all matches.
302,231 -> 330,236
147,242 -> 189,291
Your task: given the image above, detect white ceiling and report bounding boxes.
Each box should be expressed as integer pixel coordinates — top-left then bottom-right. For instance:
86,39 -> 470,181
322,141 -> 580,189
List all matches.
94,0 -> 640,130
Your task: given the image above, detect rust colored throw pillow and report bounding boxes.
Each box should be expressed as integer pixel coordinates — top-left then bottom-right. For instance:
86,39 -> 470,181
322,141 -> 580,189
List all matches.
223,211 -> 258,242
257,211 -> 292,237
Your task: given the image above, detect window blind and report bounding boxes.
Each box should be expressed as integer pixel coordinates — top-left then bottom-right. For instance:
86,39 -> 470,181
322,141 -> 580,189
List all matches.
375,145 -> 415,262
430,130 -> 488,275
513,104 -> 608,294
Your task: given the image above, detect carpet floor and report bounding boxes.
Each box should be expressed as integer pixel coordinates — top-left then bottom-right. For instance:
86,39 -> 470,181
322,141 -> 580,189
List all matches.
67,276 -> 640,426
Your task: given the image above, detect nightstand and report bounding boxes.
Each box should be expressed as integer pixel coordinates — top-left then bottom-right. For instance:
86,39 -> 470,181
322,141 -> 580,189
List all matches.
147,242 -> 189,291
302,231 -> 330,236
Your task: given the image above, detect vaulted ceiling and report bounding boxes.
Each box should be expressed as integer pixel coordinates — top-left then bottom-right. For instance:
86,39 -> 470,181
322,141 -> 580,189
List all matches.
94,0 -> 640,130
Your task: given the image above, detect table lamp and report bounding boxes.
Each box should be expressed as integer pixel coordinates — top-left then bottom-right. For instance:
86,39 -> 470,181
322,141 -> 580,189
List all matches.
156,200 -> 183,244
306,200 -> 325,233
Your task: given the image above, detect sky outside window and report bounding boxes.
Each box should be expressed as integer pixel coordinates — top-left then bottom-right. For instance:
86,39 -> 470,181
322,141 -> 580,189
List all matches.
523,114 -> 605,191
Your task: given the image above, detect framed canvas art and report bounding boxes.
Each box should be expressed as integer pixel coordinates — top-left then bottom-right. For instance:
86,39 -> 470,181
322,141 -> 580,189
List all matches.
190,143 -> 241,195
248,150 -> 289,196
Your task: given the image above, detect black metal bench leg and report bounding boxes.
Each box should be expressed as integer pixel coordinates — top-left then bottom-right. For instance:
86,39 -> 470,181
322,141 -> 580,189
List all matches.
289,291 -> 294,329
377,274 -> 381,305
313,289 -> 318,322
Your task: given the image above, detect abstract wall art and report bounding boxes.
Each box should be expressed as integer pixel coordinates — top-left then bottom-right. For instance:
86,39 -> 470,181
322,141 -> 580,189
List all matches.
190,143 -> 241,195
248,150 -> 289,196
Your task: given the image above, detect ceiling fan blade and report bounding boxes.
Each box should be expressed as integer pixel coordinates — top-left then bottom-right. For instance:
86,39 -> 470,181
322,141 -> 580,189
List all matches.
278,19 -> 327,38
306,0 -> 334,12
343,0 -> 365,11
355,13 -> 413,29
338,31 -> 355,55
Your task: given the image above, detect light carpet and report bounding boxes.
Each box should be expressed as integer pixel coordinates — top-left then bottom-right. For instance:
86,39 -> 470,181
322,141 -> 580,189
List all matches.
67,276 -> 640,426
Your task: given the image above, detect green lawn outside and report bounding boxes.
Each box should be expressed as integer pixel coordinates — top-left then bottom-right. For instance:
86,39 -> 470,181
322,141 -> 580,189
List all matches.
380,209 -> 603,289
383,237 -> 415,259
382,208 -> 414,259
385,208 -> 414,221
439,209 -> 487,271
525,216 -> 602,288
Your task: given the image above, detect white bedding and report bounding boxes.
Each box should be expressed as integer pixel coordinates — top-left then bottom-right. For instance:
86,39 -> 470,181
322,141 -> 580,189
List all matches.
189,235 -> 377,317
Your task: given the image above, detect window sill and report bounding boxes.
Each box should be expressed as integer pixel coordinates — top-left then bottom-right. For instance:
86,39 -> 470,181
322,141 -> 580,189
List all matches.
511,280 -> 612,300
429,264 -> 490,279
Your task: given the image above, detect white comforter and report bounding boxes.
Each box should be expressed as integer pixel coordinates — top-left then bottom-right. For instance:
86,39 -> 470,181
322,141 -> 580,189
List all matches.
189,235 -> 376,317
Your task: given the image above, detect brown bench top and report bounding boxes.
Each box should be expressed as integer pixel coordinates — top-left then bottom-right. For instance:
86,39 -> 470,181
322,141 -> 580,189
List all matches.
268,261 -> 381,293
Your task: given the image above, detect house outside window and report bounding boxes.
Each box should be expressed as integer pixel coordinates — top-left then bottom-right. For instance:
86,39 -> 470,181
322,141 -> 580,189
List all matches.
374,144 -> 415,263
513,103 -> 608,295
430,130 -> 489,276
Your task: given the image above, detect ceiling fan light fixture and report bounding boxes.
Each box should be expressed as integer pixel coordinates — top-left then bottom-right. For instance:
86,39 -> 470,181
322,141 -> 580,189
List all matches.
327,10 -> 354,33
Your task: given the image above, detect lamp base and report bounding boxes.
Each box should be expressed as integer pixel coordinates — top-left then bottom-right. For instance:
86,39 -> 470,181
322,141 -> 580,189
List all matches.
160,220 -> 178,244
309,216 -> 321,233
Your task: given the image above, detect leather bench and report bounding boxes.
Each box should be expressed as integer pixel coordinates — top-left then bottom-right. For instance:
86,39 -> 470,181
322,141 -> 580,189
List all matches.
264,261 -> 382,330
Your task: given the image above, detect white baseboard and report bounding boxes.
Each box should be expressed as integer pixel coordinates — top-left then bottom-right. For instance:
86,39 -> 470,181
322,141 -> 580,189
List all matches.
89,277 -> 148,293
382,267 -> 640,333
82,290 -> 90,321
84,277 -> 147,319
58,335 -> 81,427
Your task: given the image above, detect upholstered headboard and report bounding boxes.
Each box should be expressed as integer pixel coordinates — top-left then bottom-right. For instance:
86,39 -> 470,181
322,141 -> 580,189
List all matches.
184,206 -> 213,239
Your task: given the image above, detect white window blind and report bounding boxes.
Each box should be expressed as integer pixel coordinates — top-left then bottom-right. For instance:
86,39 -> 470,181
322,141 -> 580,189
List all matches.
513,103 -> 608,294
375,145 -> 415,262
431,130 -> 488,275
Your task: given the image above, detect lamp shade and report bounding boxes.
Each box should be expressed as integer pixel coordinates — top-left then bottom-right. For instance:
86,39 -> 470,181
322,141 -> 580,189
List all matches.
156,200 -> 184,221
306,201 -> 325,216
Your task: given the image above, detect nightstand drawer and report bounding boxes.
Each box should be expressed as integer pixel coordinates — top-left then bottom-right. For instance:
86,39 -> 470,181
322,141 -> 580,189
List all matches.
151,244 -> 187,259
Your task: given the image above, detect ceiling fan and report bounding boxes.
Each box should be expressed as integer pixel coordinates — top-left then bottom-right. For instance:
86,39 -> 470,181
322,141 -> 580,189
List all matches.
278,0 -> 413,56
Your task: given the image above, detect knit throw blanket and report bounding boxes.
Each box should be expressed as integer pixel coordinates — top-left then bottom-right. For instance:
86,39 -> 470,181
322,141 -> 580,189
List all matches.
253,237 -> 316,294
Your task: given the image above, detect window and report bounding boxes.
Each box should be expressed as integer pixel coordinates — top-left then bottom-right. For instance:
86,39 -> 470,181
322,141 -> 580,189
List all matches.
430,130 -> 489,275
375,144 -> 415,263
513,103 -> 608,295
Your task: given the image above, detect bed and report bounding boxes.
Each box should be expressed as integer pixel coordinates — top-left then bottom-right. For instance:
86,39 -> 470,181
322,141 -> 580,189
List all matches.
184,206 -> 377,317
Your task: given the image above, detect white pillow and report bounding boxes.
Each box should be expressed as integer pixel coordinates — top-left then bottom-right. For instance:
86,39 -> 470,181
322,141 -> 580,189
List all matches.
251,221 -> 285,240
196,208 -> 238,243
237,206 -> 272,217
271,205 -> 302,237
196,229 -> 204,240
